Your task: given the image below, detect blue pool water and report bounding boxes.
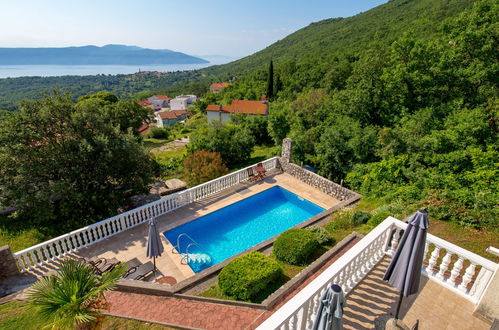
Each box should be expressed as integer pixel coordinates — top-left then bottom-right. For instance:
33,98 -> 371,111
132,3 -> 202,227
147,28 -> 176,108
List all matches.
164,186 -> 324,273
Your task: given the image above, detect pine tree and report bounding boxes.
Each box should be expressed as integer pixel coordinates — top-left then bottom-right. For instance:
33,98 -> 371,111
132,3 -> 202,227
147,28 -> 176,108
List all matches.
266,60 -> 274,99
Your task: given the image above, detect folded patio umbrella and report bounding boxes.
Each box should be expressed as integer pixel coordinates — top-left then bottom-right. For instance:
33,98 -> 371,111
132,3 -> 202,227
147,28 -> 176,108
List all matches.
312,284 -> 346,330
146,217 -> 164,273
383,209 -> 429,319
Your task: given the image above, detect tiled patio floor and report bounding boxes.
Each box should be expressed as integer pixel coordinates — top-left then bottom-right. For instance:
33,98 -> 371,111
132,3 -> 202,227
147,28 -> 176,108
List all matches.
26,171 -> 340,283
343,257 -> 490,330
104,236 -> 359,330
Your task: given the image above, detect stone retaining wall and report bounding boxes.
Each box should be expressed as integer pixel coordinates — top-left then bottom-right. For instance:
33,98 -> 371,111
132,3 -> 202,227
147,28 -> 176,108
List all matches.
279,137 -> 360,202
0,246 -> 20,280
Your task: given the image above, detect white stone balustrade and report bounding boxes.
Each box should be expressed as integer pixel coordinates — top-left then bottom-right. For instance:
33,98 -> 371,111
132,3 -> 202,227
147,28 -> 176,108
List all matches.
13,157 -> 280,272
257,217 -> 497,330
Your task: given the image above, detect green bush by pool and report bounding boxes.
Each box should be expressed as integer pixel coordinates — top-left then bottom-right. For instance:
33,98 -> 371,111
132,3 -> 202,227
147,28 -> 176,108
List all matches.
274,228 -> 320,265
218,252 -> 283,301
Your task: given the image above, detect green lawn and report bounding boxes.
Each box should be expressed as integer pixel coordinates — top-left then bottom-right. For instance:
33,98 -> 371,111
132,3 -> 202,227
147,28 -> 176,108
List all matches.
142,137 -> 172,150
0,301 -> 175,330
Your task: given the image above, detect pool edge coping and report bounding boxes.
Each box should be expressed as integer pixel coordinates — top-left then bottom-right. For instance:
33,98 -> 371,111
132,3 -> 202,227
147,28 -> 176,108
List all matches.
115,193 -> 361,306
114,231 -> 362,312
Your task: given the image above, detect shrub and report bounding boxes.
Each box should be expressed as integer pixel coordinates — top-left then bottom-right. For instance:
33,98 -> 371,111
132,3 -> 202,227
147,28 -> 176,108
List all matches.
273,228 -> 320,265
306,226 -> 334,245
183,150 -> 228,186
367,210 -> 392,227
353,211 -> 371,226
326,210 -> 355,231
148,126 -> 170,139
218,252 -> 283,301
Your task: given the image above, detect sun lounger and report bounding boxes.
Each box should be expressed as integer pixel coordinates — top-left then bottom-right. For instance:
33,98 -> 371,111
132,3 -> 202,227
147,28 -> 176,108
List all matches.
75,256 -> 120,274
122,261 -> 155,281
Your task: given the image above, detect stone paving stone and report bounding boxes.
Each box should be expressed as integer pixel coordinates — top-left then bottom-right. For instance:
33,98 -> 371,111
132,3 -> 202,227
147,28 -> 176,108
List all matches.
342,257 -> 490,330
104,238 -> 359,330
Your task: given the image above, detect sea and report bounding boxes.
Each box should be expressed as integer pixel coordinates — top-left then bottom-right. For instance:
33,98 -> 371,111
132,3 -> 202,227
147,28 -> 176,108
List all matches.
0,56 -> 236,78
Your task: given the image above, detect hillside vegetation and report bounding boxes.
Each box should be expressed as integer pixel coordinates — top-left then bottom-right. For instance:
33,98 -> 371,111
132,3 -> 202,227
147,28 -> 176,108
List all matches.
201,0 -> 476,77
198,0 -> 498,230
0,0 -> 497,239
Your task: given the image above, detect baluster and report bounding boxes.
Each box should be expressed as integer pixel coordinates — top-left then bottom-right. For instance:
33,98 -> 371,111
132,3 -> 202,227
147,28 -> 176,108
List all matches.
41,246 -> 50,262
97,225 -> 104,239
427,246 -> 441,274
423,242 -> 429,264
304,299 -> 314,329
388,228 -> 401,255
80,231 -> 87,245
111,219 -> 118,233
48,244 -> 57,260
54,240 -> 63,255
310,291 -> 321,326
289,313 -> 297,330
297,301 -> 310,329
449,257 -> 464,286
437,252 -> 452,280
459,262 -> 476,292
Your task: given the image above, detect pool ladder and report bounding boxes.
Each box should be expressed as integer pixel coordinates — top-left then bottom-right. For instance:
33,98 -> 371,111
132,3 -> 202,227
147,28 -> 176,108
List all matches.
172,233 -> 212,265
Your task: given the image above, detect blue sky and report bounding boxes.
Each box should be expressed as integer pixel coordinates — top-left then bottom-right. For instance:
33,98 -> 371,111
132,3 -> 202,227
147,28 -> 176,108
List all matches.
0,0 -> 387,57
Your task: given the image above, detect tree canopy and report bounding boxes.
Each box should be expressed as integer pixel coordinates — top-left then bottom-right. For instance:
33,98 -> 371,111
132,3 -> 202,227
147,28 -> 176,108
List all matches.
0,92 -> 156,228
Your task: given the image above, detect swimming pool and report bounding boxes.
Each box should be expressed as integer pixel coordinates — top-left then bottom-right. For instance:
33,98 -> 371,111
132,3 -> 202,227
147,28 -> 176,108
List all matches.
164,185 -> 325,273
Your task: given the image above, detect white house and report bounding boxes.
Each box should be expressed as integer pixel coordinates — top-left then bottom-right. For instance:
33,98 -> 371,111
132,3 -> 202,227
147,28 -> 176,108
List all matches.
206,99 -> 269,124
155,110 -> 188,127
147,95 -> 171,109
170,95 -> 197,110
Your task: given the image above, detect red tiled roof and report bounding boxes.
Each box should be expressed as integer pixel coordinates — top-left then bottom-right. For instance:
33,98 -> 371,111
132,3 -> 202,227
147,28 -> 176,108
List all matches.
210,83 -> 230,88
138,100 -> 154,107
152,95 -> 172,100
138,124 -> 150,135
157,110 -> 188,120
206,100 -> 268,115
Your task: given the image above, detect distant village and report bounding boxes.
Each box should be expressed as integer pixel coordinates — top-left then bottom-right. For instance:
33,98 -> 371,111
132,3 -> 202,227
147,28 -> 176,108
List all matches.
137,82 -> 269,135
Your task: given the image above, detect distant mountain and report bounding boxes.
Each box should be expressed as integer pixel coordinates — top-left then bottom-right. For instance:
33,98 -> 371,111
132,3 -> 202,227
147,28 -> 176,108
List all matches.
0,44 -> 208,65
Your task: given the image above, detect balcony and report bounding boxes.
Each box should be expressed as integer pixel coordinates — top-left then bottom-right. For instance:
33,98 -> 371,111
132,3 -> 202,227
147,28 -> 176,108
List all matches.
257,217 -> 497,329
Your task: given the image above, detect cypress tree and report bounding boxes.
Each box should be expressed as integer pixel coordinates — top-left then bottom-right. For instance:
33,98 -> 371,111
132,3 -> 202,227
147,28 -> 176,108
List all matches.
266,60 -> 274,99
274,73 -> 282,96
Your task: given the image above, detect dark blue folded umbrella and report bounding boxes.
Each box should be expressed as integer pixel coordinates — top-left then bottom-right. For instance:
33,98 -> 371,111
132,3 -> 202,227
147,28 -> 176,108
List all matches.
384,209 -> 429,318
312,284 -> 346,330
146,217 -> 164,273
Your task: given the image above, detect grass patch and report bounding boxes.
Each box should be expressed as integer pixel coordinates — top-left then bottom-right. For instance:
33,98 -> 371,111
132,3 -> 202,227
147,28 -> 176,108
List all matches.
0,301 -> 174,330
152,148 -> 186,163
0,215 -> 50,252
142,138 -> 171,150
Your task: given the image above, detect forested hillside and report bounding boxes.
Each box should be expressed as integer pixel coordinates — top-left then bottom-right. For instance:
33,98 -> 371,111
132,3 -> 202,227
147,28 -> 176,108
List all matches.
0,0 -> 476,111
198,0 -> 498,230
201,0 -> 476,77
1,0 -> 496,232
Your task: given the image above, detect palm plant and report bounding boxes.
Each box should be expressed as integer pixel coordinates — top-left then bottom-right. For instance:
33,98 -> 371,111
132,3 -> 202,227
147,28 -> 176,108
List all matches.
28,258 -> 127,329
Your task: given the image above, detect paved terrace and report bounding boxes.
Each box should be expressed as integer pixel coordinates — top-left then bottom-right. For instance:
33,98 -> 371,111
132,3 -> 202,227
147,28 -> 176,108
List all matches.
342,257 -> 490,330
26,171 -> 340,283
101,254 -> 490,329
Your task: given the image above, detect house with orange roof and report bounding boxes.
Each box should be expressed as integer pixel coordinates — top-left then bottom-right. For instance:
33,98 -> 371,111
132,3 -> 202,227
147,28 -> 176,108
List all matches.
155,110 -> 189,127
210,83 -> 230,93
137,99 -> 155,109
206,98 -> 269,124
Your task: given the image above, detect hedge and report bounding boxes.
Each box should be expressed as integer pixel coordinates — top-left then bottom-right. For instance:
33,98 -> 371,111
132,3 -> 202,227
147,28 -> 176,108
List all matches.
273,228 -> 319,265
218,252 -> 283,301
